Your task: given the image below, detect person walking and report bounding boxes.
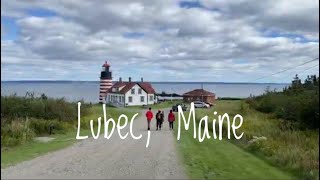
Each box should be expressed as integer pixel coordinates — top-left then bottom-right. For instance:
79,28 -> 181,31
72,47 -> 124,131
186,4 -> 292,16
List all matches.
146,107 -> 153,130
160,111 -> 165,130
156,110 -> 162,130
168,110 -> 175,130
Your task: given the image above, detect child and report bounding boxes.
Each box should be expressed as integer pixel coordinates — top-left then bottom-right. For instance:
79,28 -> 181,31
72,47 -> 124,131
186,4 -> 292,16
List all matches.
168,110 -> 175,130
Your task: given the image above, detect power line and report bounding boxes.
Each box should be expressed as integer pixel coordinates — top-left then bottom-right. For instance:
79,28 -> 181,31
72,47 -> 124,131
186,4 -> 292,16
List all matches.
252,57 -> 319,82
273,63 -> 319,83
295,64 -> 319,75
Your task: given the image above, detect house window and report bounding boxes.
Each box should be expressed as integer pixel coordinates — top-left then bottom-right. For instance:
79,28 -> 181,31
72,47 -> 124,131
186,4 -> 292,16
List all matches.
138,88 -> 142,94
150,95 -> 154,101
140,96 -> 144,102
131,88 -> 135,94
128,96 -> 133,103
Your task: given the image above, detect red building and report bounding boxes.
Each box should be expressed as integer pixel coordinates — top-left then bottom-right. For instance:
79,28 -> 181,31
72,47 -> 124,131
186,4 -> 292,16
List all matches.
182,89 -> 216,105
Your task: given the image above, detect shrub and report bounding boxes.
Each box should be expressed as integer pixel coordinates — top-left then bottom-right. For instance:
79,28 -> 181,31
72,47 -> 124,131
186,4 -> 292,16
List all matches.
28,118 -> 69,135
1,118 -> 35,147
1,93 -> 92,147
247,75 -> 319,129
1,93 -> 91,121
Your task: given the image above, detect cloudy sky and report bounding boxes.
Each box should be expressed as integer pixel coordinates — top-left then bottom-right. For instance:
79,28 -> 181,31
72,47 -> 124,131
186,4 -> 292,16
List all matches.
1,0 -> 319,83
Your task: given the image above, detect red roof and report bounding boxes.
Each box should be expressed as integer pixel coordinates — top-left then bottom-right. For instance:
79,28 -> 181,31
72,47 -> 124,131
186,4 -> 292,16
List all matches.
102,61 -> 110,67
108,81 -> 155,94
139,82 -> 156,94
112,82 -> 128,88
183,89 -> 215,97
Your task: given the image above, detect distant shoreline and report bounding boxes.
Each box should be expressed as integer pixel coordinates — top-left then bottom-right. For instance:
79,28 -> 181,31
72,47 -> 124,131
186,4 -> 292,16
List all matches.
1,80 -> 290,85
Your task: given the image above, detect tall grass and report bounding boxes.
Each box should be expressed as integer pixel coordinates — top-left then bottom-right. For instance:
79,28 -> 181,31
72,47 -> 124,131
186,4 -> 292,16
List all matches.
1,93 -> 91,147
195,100 -> 319,180
1,93 -> 91,121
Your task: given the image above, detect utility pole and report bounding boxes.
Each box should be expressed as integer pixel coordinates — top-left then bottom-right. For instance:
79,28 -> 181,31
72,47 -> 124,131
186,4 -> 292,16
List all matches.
201,83 -> 204,102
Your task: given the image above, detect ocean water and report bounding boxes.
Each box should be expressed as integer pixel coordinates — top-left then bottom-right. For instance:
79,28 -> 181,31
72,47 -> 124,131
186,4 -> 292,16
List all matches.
1,81 -> 288,103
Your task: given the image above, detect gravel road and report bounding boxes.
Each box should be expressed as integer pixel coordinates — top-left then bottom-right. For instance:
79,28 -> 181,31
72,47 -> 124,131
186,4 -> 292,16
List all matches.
1,109 -> 187,179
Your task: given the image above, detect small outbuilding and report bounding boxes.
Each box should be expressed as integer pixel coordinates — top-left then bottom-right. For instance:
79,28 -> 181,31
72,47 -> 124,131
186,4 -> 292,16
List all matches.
182,89 -> 216,105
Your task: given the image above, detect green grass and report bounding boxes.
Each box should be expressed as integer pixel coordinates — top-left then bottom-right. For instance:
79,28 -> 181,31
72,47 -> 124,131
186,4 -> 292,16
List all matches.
126,100 -> 183,110
1,131 -> 79,167
175,128 -> 294,179
173,100 -> 305,179
1,105 -> 137,168
235,101 -> 319,180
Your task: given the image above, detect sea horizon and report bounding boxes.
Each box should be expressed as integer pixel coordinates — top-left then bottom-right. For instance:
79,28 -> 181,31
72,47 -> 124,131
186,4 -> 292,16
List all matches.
1,80 -> 290,85
1,81 -> 289,102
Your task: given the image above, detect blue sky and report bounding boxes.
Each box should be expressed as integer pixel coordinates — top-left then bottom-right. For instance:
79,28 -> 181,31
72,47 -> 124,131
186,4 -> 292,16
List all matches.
2,16 -> 18,40
1,0 -> 319,83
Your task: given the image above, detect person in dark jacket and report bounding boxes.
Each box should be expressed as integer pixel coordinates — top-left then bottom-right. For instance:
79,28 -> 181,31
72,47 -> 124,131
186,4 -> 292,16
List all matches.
146,107 -> 153,130
156,110 -> 162,130
160,111 -> 165,130
168,110 -> 175,130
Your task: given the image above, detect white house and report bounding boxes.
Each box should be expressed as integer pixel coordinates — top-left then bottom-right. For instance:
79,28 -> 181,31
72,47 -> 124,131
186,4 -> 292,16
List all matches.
106,77 -> 157,107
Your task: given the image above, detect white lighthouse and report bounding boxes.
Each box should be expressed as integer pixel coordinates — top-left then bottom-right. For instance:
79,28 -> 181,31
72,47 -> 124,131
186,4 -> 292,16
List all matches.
99,61 -> 112,103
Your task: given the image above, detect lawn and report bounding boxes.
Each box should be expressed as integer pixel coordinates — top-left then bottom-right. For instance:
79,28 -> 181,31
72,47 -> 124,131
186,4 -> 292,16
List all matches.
1,105 -> 136,168
126,100 -> 183,110
173,100 -> 316,179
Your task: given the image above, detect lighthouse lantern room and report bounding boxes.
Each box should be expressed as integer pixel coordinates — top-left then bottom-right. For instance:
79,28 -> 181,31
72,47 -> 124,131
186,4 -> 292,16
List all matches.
99,61 -> 113,103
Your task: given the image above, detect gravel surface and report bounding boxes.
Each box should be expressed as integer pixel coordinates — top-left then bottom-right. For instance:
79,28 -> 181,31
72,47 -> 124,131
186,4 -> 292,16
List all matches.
1,109 -> 187,179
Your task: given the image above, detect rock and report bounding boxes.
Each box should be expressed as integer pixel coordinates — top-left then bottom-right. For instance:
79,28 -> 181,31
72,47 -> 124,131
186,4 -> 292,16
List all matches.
34,137 -> 55,143
248,136 -> 267,144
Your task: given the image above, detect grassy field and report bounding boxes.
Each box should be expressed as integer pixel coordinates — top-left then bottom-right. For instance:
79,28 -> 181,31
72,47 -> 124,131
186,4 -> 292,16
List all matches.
126,100 -> 183,110
174,128 -> 293,179
1,105 -> 136,168
174,100 -> 318,179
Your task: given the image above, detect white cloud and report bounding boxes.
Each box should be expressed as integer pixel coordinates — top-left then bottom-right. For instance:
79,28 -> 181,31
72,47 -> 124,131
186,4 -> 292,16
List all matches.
1,0 -> 319,82
200,0 -> 319,39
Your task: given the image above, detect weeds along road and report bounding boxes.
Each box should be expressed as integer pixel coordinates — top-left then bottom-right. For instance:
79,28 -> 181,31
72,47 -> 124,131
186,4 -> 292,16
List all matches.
1,109 -> 187,179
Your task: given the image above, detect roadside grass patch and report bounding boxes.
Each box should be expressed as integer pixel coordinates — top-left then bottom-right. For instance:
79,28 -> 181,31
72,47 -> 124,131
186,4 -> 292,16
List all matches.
174,116 -> 293,179
1,105 -> 136,168
175,100 -> 318,180
125,100 -> 183,110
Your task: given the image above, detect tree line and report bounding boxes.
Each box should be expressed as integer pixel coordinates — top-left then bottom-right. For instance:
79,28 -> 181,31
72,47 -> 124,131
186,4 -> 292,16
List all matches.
247,74 -> 319,129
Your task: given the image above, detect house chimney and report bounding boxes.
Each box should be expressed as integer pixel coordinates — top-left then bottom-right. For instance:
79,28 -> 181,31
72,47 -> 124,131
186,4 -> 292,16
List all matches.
119,77 -> 122,82
141,77 -> 143,82
129,77 -> 131,82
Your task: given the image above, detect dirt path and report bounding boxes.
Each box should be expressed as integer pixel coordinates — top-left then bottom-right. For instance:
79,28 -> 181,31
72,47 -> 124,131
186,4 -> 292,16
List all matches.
1,109 -> 187,179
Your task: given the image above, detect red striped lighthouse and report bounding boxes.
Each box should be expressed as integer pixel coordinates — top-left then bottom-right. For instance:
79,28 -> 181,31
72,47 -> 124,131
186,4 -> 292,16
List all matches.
99,61 -> 112,103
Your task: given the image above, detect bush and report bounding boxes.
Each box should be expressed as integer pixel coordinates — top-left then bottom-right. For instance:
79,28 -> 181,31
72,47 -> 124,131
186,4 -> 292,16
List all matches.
1,93 -> 92,147
247,75 -> 319,129
28,118 -> 70,135
1,93 -> 91,121
1,118 -> 36,147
